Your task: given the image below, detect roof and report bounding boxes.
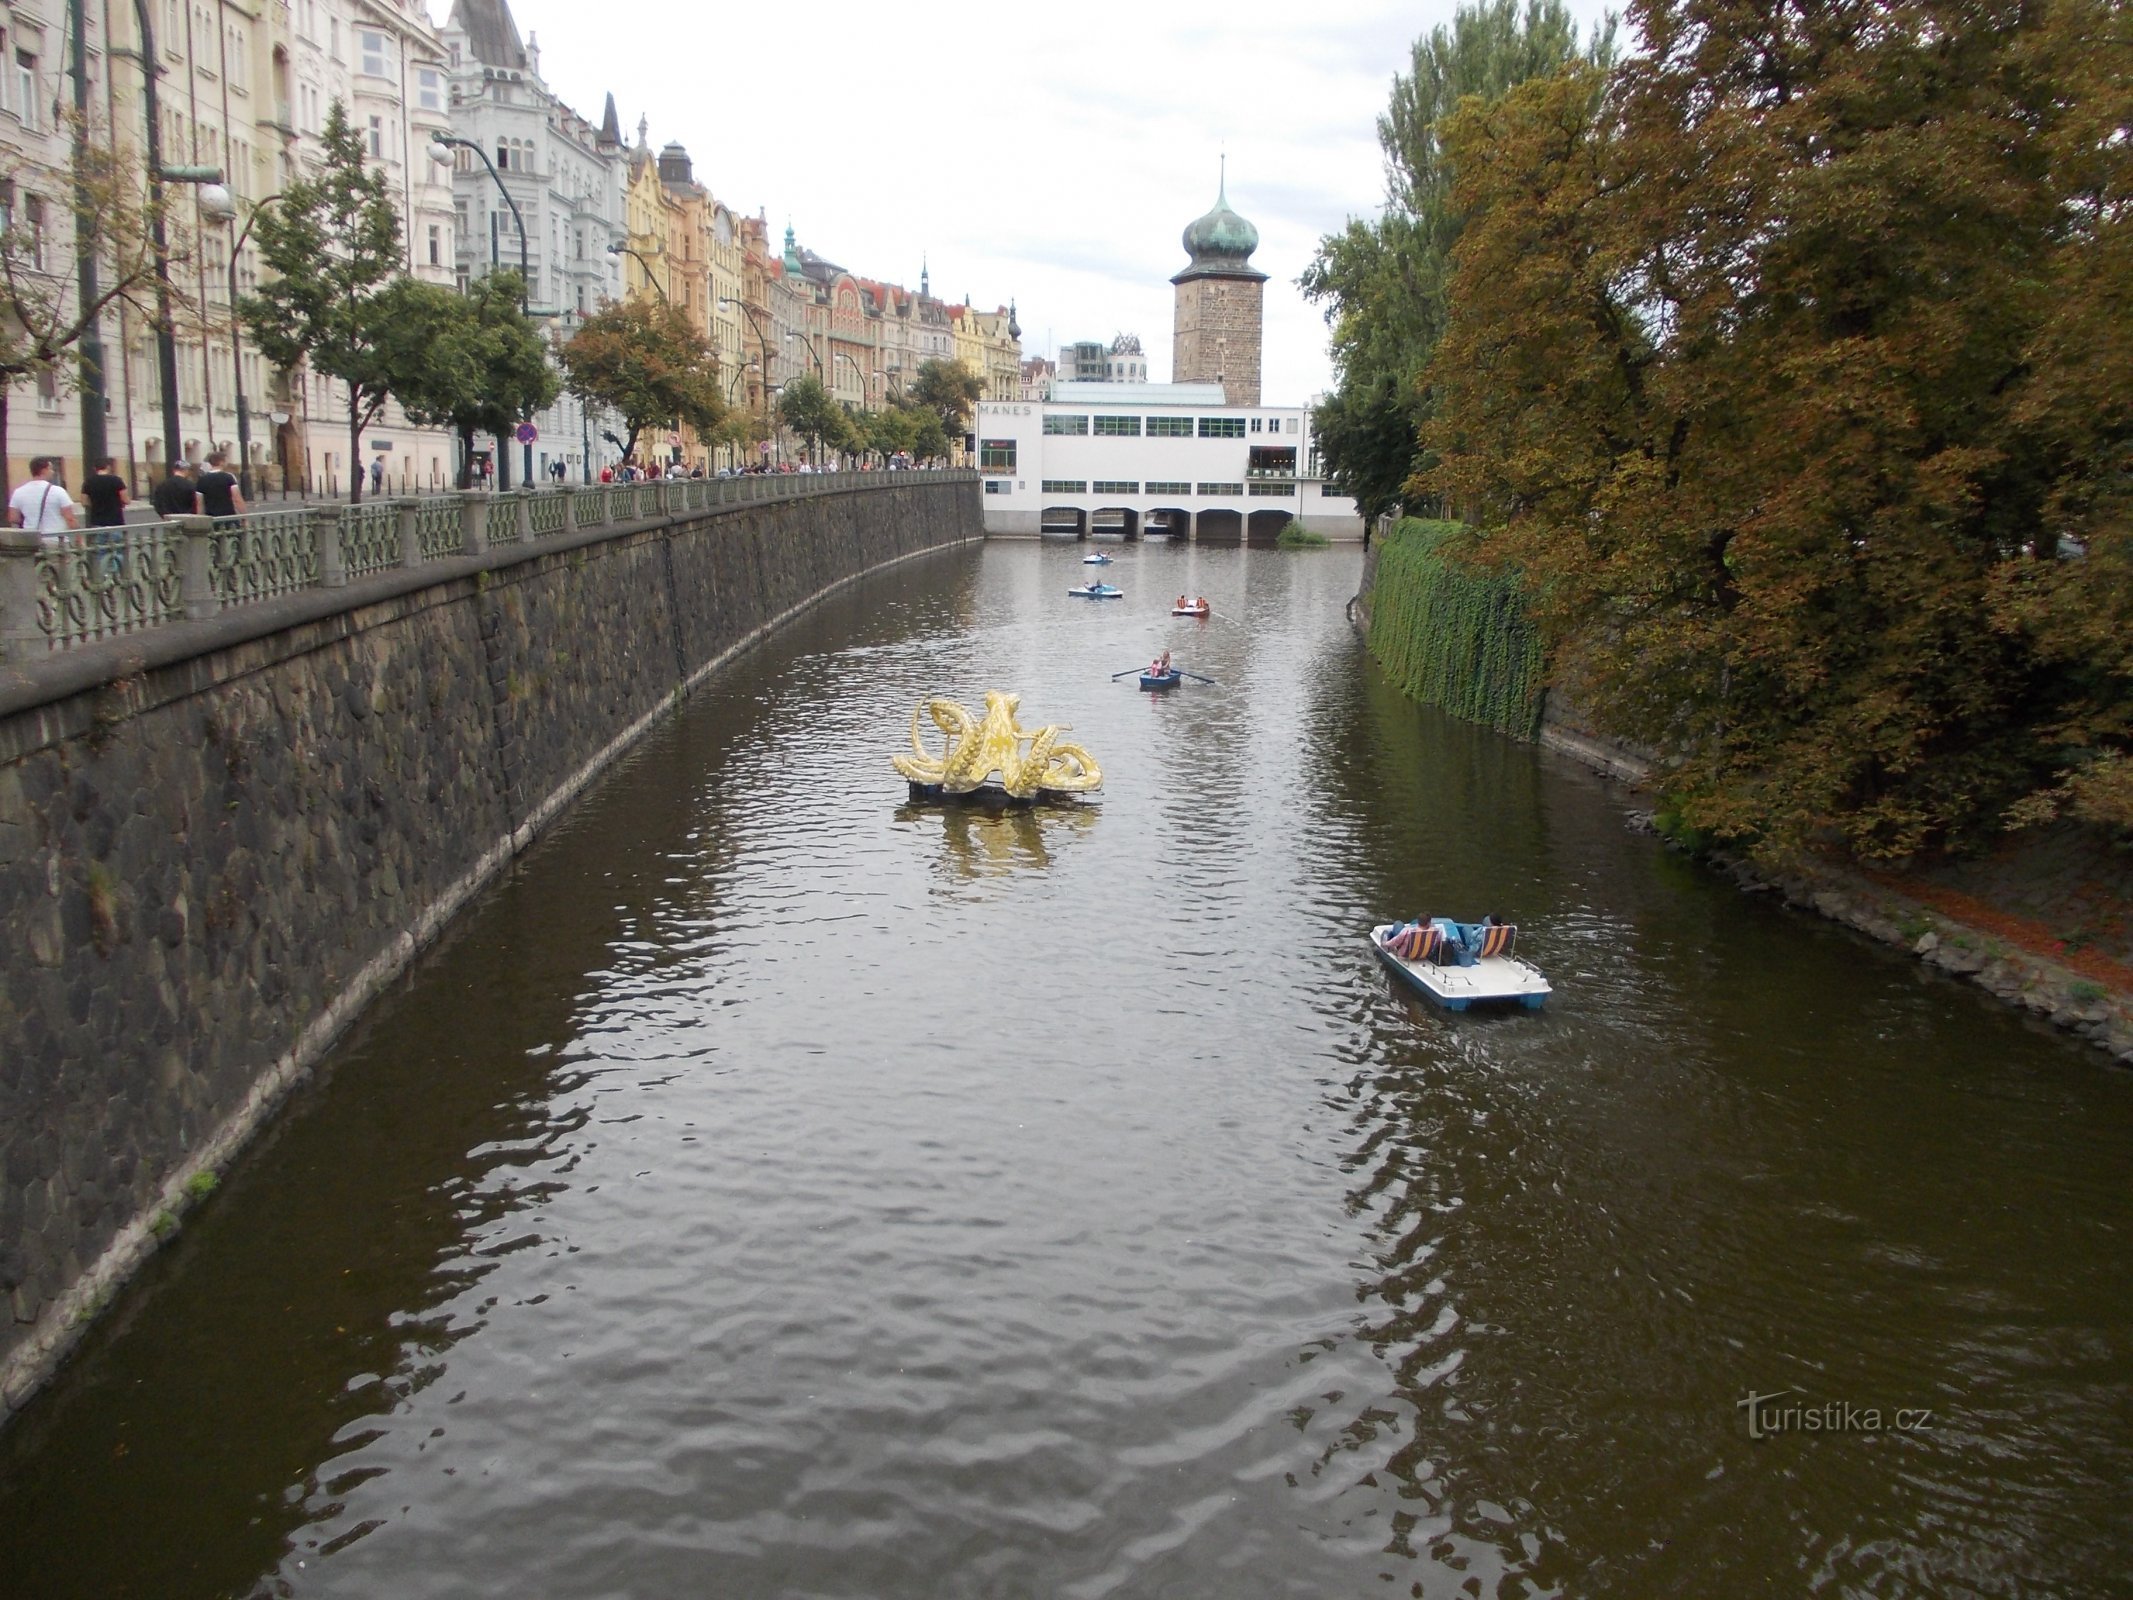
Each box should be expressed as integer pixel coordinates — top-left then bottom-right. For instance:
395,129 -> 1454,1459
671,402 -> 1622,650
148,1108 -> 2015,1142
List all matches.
447,0 -> 529,70
1049,381 -> 1229,404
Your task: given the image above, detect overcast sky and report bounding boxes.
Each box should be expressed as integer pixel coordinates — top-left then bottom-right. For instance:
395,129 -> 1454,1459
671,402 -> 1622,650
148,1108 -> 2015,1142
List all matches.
434,0 -> 1619,405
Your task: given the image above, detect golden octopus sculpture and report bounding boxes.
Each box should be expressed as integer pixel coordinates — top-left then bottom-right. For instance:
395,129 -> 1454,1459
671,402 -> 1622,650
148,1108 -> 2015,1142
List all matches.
892,690 -> 1103,799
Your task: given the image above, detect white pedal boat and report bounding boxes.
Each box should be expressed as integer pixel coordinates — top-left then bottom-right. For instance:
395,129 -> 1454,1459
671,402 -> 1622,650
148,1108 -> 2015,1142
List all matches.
1370,920 -> 1550,1011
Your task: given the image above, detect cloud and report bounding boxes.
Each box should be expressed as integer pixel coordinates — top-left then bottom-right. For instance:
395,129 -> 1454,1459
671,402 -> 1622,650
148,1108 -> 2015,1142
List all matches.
466,0 -> 1614,402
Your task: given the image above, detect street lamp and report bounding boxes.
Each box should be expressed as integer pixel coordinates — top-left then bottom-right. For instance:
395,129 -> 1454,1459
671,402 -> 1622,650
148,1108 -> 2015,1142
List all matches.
607,239 -> 667,302
719,294 -> 778,431
431,132 -> 532,485
833,350 -> 872,406
785,330 -> 825,382
130,0 -> 233,477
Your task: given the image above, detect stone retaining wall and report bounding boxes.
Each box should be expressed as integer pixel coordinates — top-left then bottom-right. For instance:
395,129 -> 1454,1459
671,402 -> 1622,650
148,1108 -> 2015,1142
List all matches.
0,479 -> 981,1419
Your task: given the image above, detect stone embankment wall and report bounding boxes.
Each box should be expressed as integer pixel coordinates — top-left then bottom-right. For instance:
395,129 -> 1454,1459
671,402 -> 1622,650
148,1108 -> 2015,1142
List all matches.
0,479 -> 981,1417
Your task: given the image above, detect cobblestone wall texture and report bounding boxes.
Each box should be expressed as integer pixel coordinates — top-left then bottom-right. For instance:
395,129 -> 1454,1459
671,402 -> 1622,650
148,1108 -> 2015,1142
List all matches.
0,480 -> 980,1413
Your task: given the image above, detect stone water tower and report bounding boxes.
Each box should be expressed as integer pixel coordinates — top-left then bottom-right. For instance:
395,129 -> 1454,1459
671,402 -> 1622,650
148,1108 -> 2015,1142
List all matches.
1170,172 -> 1266,405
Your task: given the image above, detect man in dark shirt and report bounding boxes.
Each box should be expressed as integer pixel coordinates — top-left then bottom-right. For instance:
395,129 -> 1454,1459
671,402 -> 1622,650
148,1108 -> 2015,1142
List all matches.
194,451 -> 244,522
150,462 -> 195,519
82,457 -> 129,528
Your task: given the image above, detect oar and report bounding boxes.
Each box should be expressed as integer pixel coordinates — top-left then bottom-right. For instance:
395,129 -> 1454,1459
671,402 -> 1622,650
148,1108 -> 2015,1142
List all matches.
1110,667 -> 1147,679
1174,668 -> 1219,684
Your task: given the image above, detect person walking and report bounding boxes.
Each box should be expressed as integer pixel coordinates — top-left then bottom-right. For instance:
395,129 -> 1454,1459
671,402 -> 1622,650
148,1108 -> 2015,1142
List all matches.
369,454 -> 387,496
81,457 -> 130,575
7,457 -> 80,543
150,460 -> 195,519
194,452 -> 245,524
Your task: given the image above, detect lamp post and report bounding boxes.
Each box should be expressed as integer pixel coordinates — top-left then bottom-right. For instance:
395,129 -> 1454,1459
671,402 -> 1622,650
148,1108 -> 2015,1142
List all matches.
431,132 -> 531,486
221,193 -> 282,499
606,240 -> 668,302
130,0 -> 232,478
719,295 -> 777,466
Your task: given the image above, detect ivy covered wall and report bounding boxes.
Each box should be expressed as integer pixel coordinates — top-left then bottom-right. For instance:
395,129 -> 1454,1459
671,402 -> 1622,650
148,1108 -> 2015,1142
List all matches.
1365,518 -> 1543,738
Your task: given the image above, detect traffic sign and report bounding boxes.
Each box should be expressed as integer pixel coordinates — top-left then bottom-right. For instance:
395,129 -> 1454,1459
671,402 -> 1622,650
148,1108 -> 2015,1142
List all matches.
515,422 -> 538,444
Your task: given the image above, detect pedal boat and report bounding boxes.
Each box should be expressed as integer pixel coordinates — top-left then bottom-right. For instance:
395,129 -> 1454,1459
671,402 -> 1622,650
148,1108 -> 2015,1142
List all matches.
1070,582 -> 1123,599
1370,920 -> 1550,1011
1171,602 -> 1211,618
1082,552 -> 1114,565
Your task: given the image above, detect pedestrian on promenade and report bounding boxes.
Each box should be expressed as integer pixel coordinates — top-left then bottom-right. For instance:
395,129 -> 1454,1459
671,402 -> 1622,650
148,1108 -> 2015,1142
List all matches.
82,457 -> 130,575
8,457 -> 80,543
150,461 -> 195,519
369,454 -> 386,496
195,452 -> 245,524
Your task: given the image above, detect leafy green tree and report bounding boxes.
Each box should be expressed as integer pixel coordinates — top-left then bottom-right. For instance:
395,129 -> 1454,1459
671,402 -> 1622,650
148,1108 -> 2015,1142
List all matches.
909,358 -> 983,448
1299,0 -> 1609,519
1422,0 -> 2129,858
239,101 -> 403,502
558,296 -> 724,468
776,374 -> 843,463
383,272 -> 559,489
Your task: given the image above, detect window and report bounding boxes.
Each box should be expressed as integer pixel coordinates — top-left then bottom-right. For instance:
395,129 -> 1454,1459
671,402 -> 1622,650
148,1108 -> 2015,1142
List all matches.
23,193 -> 43,270
417,67 -> 444,112
1196,482 -> 1243,496
1250,417 -> 1262,433
1041,480 -> 1086,494
1286,417 -> 1298,433
1145,480 -> 1190,496
1198,417 -> 1246,438
0,179 -> 14,234
978,438 -> 1016,472
35,367 -> 58,412
367,115 -> 384,158
983,479 -> 1012,496
1043,413 -> 1088,436
427,224 -> 442,266
1147,416 -> 1192,438
359,29 -> 391,77
495,142 -> 509,170
15,51 -> 37,129
1091,480 -> 1138,494
1248,482 -> 1295,496
1093,415 -> 1139,437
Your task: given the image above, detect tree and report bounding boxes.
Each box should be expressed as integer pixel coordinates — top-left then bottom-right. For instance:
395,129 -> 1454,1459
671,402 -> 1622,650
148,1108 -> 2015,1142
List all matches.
239,101 -> 402,503
383,273 -> 559,489
909,358 -> 982,446
558,296 -> 724,468
776,374 -> 843,463
1421,0 -> 2130,859
1299,0 -> 1610,519
0,128 -> 184,497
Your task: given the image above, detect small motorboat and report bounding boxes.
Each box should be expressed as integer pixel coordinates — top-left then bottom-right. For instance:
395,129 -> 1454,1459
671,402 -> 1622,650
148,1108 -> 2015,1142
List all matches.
1138,668 -> 1182,691
1070,582 -> 1124,599
1082,552 -> 1114,565
1171,602 -> 1211,618
1370,918 -> 1550,1011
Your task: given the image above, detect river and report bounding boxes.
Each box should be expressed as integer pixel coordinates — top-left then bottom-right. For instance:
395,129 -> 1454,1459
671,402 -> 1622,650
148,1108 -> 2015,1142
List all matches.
4,539 -> 2129,1599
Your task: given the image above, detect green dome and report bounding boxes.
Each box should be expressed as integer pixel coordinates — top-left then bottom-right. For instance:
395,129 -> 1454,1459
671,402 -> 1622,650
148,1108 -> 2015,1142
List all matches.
1175,175 -> 1265,283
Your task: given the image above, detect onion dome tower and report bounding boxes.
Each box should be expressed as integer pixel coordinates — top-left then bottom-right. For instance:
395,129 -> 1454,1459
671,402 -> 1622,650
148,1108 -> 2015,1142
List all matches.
1171,165 -> 1267,404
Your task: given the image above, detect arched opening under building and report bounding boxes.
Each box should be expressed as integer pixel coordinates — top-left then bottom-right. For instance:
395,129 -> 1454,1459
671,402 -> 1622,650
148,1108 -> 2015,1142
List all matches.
1196,508 -> 1243,545
1091,507 -> 1139,540
1041,505 -> 1087,538
1144,508 -> 1190,541
1247,508 -> 1292,546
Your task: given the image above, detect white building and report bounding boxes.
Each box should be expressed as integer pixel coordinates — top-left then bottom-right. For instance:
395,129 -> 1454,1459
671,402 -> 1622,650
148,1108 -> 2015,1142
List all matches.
439,0 -> 627,484
976,380 -> 1362,542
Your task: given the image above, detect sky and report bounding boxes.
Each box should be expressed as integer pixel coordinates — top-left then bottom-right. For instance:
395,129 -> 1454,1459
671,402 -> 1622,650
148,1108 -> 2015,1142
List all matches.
430,0 -> 1620,406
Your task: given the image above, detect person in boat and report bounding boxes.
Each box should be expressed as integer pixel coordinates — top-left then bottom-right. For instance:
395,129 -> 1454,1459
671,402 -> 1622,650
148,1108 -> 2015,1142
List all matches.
1176,594 -> 1188,609
1149,655 -> 1167,677
1159,649 -> 1172,674
1194,596 -> 1207,611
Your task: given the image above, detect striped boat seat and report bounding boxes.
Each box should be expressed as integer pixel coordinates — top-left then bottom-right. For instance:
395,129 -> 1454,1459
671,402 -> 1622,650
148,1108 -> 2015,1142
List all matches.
1474,923 -> 1516,959
1385,923 -> 1445,963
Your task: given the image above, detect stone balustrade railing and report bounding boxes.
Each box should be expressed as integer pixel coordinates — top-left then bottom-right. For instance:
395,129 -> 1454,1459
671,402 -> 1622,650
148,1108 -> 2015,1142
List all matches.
0,471 -> 976,659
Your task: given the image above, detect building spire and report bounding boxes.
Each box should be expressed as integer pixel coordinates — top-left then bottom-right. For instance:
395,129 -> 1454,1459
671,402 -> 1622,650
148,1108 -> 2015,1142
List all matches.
598,93 -> 621,147
920,253 -> 930,298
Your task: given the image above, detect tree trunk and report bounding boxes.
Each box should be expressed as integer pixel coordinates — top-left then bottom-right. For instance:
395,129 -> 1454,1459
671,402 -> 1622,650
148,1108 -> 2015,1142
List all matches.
457,424 -> 475,490
349,395 -> 364,504
622,422 -> 642,467
496,430 -> 512,491
0,388 -> 12,502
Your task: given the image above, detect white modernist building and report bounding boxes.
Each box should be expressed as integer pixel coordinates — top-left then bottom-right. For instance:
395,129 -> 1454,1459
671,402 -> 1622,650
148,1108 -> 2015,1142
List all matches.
976,380 -> 1363,542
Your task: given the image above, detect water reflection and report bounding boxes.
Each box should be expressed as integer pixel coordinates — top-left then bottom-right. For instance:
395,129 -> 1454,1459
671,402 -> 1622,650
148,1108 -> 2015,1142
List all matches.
893,799 -> 1100,883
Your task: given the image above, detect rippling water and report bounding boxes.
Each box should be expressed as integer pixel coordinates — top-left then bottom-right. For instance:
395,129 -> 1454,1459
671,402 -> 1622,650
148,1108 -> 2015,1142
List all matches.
5,540 -> 2131,1599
